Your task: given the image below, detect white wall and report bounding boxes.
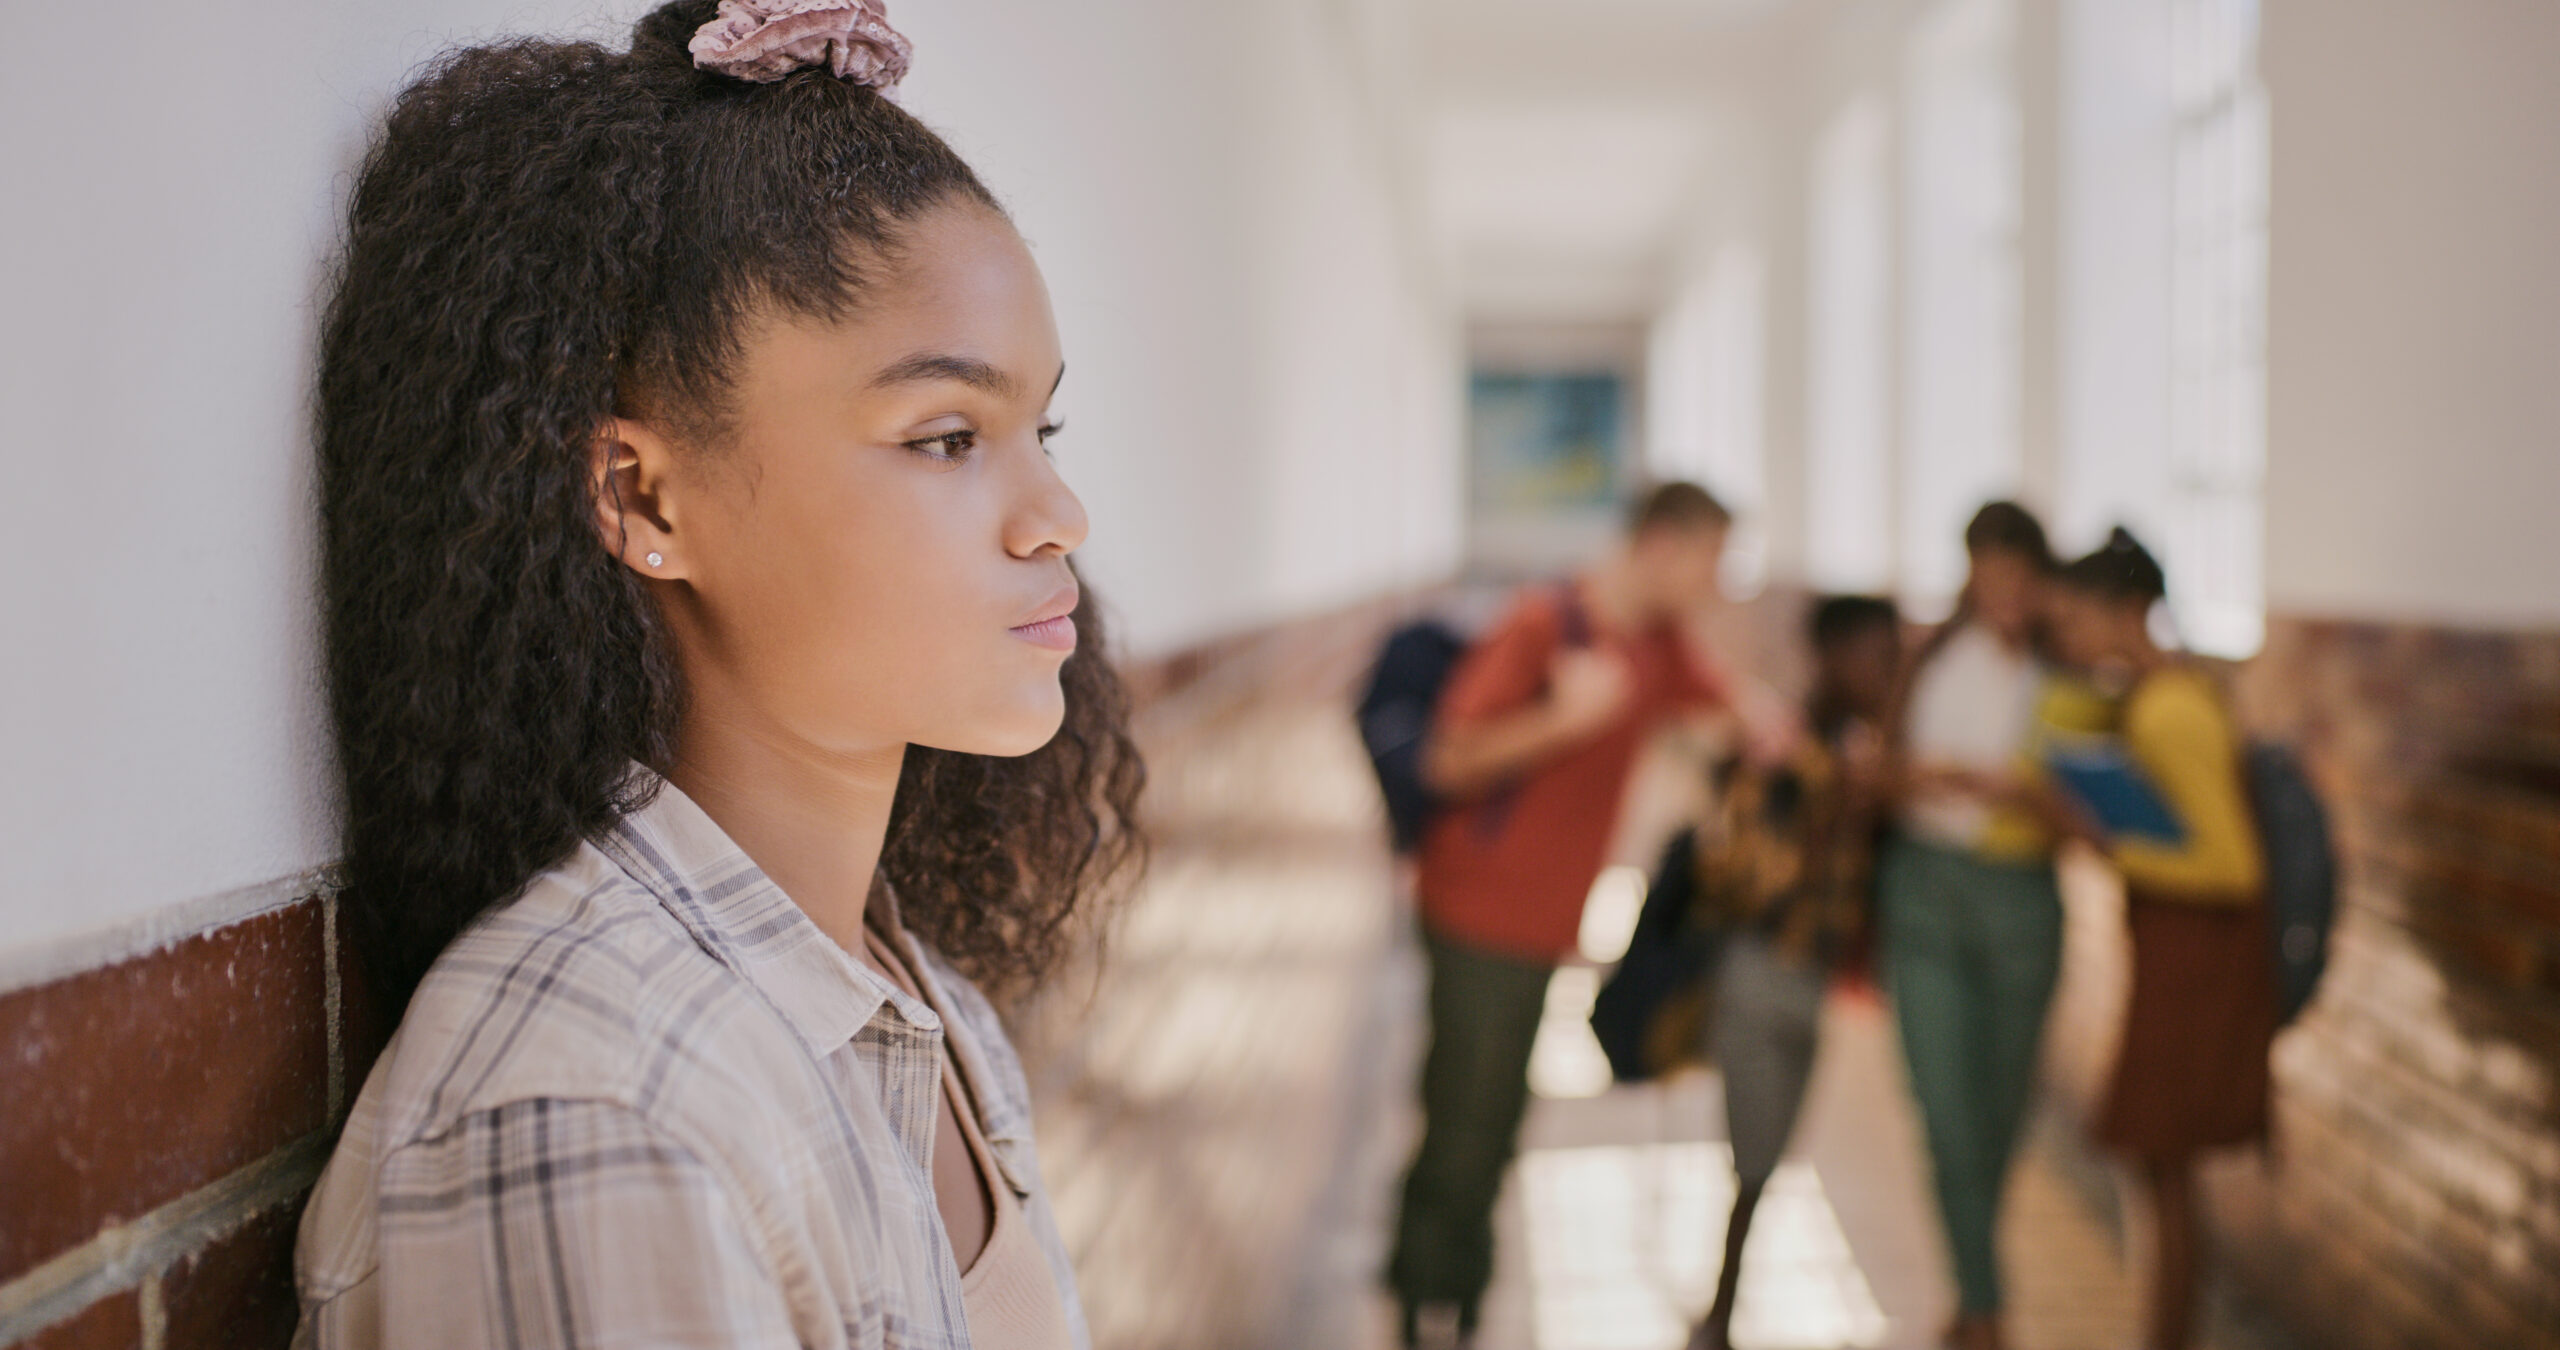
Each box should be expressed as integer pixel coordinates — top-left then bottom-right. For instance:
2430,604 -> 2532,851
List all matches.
1237,0 -> 1465,617
0,0 -> 1455,959
1649,235 -> 1772,596
1803,94 -> 1899,594
908,0 -> 1460,644
0,0 -> 626,965
2260,0 -> 2560,627
1899,0 -> 2023,618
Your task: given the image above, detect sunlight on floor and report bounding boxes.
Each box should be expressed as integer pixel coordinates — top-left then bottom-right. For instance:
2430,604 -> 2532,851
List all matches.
1520,1143 -> 1890,1350
1529,966 -> 1617,1100
1578,864 -> 1651,964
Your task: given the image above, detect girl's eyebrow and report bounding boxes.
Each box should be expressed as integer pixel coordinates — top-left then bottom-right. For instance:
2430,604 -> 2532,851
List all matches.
869,352 -> 1016,396
867,355 -> 1069,400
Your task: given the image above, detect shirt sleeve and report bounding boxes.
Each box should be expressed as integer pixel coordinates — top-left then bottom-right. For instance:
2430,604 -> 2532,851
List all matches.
1435,595 -> 1562,730
2108,674 -> 2266,903
369,1098 -> 799,1349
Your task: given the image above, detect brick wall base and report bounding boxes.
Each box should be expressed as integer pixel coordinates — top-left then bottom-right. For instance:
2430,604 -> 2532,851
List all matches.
0,882 -> 386,1348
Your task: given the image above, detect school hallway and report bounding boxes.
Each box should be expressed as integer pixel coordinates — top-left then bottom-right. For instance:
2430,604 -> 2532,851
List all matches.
1018,629 -> 2297,1350
7,3 -> 2558,1347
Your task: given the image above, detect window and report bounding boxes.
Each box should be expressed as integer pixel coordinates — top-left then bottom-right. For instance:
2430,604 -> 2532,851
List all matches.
1807,97 -> 1895,594
1902,0 -> 2023,620
2166,0 -> 2267,657
1648,243 -> 1769,596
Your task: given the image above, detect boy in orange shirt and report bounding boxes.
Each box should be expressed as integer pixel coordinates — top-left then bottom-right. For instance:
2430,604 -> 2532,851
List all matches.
1388,482 -> 1773,1347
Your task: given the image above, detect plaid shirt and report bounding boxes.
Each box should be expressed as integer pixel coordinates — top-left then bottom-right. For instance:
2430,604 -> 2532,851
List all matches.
294,776 -> 1088,1350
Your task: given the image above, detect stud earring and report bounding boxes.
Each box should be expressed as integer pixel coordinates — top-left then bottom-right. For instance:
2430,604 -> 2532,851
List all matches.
645,552 -> 663,568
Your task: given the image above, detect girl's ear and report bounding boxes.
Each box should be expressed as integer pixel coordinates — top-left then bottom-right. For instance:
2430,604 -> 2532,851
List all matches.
590,417 -> 686,580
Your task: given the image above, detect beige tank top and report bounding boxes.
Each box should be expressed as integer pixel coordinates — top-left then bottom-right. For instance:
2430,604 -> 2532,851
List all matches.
865,928 -> 1075,1350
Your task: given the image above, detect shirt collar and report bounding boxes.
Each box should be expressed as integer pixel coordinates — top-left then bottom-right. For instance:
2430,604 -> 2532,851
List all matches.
597,770 -> 941,1059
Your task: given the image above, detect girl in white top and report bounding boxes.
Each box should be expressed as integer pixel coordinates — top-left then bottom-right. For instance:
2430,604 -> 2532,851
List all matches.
1900,619 -> 2046,848
1878,502 -> 2085,1350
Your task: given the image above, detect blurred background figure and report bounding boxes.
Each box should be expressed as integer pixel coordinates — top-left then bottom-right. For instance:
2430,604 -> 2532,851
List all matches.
1387,483 -> 1744,1349
1873,503 -> 2090,1350
2040,530 -> 2277,1350
6,2 -> 2560,1349
1685,594 -> 1900,1350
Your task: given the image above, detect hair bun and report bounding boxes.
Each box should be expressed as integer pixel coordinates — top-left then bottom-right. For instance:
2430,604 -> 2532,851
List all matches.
684,0 -> 912,91
2056,525 -> 2168,603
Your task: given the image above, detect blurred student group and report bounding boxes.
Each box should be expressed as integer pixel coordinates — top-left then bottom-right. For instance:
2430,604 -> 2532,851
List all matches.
6,1 -> 2560,1350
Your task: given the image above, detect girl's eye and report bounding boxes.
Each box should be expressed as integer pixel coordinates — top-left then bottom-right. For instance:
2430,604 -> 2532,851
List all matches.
904,429 -> 977,462
1037,420 -> 1065,453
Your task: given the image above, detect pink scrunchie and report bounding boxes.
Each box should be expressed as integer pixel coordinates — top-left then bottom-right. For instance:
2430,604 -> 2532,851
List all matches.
689,0 -> 913,92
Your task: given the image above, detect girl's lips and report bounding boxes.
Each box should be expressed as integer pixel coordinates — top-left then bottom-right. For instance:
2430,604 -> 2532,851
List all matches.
1009,614 -> 1077,652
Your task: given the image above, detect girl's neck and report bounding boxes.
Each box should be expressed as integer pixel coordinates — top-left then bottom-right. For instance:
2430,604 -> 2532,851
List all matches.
667,703 -> 906,960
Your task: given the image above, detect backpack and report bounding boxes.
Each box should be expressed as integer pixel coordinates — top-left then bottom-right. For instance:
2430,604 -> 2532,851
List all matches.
1354,587 -> 1593,855
2246,739 -> 2337,1026
1356,620 -> 1468,854
1589,827 -> 1726,1083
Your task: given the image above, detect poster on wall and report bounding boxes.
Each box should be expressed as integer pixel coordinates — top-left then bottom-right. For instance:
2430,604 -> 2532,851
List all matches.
1467,371 -> 1626,517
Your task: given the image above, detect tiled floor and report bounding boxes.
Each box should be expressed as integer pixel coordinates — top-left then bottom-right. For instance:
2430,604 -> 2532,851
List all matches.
1020,660 -> 2293,1350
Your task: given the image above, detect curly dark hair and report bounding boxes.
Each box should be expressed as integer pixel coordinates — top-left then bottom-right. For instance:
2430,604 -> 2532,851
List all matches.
319,0 -> 1145,1008
2056,526 -> 2171,606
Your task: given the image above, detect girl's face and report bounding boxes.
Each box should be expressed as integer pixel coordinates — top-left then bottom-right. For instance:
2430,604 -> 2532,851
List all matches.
1819,627 -> 1901,720
1965,547 -> 2042,642
2044,585 -> 2138,672
615,201 -> 1087,761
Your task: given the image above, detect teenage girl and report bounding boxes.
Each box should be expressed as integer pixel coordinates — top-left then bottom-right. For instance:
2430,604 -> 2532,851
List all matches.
2043,530 -> 2272,1350
296,4 -> 1144,1346
1687,596 -> 1901,1350
1879,502 -> 2104,1350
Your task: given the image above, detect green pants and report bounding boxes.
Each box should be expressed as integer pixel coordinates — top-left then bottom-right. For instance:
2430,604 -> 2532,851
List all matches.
1387,929 -> 1554,1320
1878,836 -> 2063,1316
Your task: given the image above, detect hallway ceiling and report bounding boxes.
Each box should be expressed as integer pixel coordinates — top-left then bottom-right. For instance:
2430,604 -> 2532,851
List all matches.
1401,0 -> 1801,321
1424,100 -> 1713,316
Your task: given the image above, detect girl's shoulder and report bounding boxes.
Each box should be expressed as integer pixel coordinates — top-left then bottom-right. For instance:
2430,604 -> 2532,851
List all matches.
2124,663 -> 2236,744
2031,668 -> 2120,735
369,839 -> 792,1150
